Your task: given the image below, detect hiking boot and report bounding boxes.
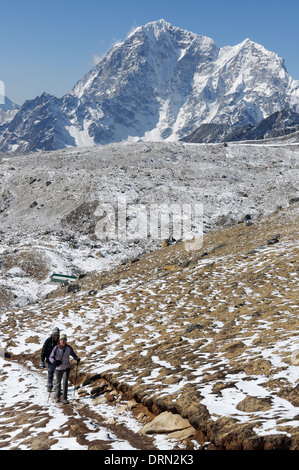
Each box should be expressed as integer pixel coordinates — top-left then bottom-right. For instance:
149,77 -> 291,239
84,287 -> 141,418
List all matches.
63,399 -> 70,405
55,397 -> 61,403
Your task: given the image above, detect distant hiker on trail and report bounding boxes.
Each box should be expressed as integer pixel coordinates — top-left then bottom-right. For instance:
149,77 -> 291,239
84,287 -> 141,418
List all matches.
40,327 -> 60,392
49,333 -> 80,404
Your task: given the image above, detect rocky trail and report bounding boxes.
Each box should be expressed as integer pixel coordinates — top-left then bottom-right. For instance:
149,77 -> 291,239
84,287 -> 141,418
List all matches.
0,356 -> 165,451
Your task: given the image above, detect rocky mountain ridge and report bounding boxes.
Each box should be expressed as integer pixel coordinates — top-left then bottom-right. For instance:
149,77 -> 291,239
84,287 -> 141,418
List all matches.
181,107 -> 299,143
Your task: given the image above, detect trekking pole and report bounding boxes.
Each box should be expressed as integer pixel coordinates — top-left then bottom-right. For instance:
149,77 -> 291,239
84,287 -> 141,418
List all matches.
73,360 -> 79,397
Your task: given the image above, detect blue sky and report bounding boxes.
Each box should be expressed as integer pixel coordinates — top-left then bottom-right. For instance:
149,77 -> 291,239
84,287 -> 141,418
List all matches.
1,0 -> 299,105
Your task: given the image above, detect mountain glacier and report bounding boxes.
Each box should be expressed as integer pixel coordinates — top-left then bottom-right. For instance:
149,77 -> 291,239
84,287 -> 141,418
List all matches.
1,19 -> 299,152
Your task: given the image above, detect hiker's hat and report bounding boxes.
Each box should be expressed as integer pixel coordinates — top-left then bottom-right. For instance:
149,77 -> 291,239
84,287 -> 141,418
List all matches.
60,334 -> 67,340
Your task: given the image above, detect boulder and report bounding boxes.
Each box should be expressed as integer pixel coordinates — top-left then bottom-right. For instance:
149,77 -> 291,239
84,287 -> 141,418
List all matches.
67,284 -> 80,293
139,411 -> 192,435
166,427 -> 196,440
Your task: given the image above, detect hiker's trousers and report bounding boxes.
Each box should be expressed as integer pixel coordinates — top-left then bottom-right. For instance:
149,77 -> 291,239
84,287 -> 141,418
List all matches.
55,367 -> 70,400
47,362 -> 56,389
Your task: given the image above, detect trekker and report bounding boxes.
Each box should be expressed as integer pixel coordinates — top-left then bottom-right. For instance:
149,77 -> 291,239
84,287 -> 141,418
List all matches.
40,327 -> 60,392
49,334 -> 80,404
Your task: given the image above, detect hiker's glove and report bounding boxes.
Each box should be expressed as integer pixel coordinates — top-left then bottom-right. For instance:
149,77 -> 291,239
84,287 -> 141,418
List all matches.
55,360 -> 62,367
77,358 -> 81,364
40,361 -> 45,369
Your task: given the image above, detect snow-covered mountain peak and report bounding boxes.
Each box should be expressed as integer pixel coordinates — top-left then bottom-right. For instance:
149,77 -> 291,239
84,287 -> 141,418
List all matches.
137,19 -> 218,53
0,96 -> 19,126
1,20 -> 299,152
132,19 -> 198,39
134,18 -> 174,36
0,96 -> 19,111
218,37 -> 281,66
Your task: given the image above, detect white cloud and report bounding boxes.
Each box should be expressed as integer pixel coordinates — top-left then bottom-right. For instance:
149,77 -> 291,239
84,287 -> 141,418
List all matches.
127,22 -> 139,37
92,54 -> 102,66
90,25 -> 139,68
